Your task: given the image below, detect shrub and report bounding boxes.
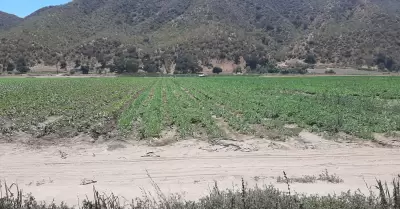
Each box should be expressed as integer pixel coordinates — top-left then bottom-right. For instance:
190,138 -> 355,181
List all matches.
305,53 -> 317,64
175,54 -> 202,74
15,57 -> 30,74
374,53 -> 397,71
318,169 -> 344,184
6,62 -> 14,72
234,55 -> 241,64
250,63 -> 279,74
74,59 -> 81,68
16,66 -> 30,74
81,65 -> 89,74
244,54 -> 268,70
113,57 -> 139,73
143,63 -> 159,73
233,66 -> 242,74
280,67 -> 308,74
60,61 -> 67,70
325,69 -> 336,74
212,67 -> 223,74
277,175 -> 317,184
125,58 -> 139,73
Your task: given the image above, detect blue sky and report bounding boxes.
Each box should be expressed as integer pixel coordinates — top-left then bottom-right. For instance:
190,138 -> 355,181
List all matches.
0,0 -> 72,17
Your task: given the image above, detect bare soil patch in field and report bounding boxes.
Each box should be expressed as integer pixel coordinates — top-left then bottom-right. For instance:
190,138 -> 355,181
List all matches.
1,135 -> 399,207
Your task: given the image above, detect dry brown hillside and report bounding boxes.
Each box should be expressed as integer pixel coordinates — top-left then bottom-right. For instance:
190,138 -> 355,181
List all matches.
0,0 -> 399,73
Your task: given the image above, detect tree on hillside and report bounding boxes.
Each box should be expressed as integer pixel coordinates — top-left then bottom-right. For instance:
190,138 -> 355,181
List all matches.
74,59 -> 81,68
374,53 -> 398,71
212,67 -> 223,74
244,54 -> 259,70
125,58 -> 139,73
113,57 -> 125,73
81,65 -> 89,74
142,53 -> 159,73
175,54 -> 202,74
15,57 -> 30,73
244,54 -> 268,70
112,56 -> 139,73
304,54 -> 317,64
6,62 -> 15,72
234,55 -> 241,65
60,61 -> 67,70
143,62 -> 159,73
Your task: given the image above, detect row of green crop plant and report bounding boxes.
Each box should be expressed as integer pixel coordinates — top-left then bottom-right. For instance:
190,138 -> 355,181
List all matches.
2,76 -> 400,139
0,78 -> 155,137
175,76 -> 400,138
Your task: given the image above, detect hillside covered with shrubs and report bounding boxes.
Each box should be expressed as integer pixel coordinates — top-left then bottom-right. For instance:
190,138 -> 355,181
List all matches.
1,0 -> 400,74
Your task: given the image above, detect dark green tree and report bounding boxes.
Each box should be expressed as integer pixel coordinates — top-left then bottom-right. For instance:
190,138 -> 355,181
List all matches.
375,53 -> 396,71
125,58 -> 139,73
113,56 -> 139,73
304,54 -> 317,64
6,62 -> 15,72
244,54 -> 268,70
60,61 -> 67,70
81,65 -> 89,74
175,54 -> 202,74
234,55 -> 241,65
143,63 -> 159,73
74,60 -> 81,68
212,67 -> 223,74
15,57 -> 30,73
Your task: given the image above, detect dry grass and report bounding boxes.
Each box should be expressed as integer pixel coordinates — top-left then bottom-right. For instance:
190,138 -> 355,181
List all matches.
1,176 -> 400,209
318,169 -> 344,184
277,175 -> 317,184
277,170 -> 343,184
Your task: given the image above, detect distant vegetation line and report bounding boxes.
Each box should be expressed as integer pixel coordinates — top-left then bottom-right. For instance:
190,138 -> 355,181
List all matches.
1,0 -> 400,74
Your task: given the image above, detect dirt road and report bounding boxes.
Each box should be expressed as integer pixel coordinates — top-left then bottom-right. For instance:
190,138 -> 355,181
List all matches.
1,136 -> 399,207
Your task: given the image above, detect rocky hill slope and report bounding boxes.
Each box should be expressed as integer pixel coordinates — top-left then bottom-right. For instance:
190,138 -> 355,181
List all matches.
0,11 -> 22,30
1,0 -> 400,72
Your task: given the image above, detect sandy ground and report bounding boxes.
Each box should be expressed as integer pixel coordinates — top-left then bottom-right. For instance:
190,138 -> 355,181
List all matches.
1,132 -> 400,207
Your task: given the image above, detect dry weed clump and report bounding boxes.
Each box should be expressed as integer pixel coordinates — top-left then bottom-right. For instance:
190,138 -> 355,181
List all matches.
318,169 -> 344,184
276,175 -> 317,184
1,176 -> 400,209
277,170 -> 344,184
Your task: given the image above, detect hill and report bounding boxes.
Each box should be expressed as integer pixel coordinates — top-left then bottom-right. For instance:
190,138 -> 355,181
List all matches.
1,0 -> 400,73
0,11 -> 22,30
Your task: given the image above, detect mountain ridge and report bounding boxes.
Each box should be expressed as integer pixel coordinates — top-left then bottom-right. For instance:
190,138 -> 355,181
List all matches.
0,11 -> 22,30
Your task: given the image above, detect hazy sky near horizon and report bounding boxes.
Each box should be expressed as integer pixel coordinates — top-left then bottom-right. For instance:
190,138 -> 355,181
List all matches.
0,0 -> 72,17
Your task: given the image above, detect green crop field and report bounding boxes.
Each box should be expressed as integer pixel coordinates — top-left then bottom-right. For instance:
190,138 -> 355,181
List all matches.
1,76 -> 400,140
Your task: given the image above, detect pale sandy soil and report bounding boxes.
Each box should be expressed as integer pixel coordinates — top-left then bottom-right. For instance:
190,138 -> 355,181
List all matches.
1,132 -> 400,207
